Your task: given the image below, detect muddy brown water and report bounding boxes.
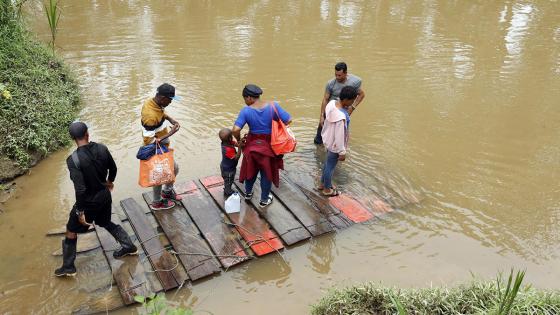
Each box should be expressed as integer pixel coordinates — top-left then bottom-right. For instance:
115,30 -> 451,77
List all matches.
1,1 -> 559,314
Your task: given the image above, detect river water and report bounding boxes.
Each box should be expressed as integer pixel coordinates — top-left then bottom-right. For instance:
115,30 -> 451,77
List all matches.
1,1 -> 559,314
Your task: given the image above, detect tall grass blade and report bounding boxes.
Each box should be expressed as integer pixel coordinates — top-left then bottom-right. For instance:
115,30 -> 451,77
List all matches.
495,269 -> 526,315
43,0 -> 60,55
390,294 -> 408,315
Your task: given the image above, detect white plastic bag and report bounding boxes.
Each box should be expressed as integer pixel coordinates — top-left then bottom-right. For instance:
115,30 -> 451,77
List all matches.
224,192 -> 241,213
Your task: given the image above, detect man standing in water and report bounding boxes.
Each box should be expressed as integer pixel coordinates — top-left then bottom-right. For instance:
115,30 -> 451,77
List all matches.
141,83 -> 182,210
314,62 -> 365,144
55,122 -> 137,277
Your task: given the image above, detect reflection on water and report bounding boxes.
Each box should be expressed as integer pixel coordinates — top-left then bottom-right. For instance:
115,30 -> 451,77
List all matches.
0,0 -> 559,313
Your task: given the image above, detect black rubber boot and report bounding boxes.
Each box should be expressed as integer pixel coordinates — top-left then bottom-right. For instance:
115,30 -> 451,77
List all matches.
54,238 -> 77,277
108,225 -> 138,259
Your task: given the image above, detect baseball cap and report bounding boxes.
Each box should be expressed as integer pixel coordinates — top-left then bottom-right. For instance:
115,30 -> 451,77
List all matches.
157,83 -> 182,101
69,121 -> 88,139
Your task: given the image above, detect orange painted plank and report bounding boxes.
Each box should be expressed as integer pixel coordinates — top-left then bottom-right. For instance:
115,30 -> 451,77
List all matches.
328,194 -> 374,223
200,176 -> 284,256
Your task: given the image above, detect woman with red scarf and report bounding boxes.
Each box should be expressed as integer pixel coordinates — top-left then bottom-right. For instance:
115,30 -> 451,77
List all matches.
232,84 -> 292,208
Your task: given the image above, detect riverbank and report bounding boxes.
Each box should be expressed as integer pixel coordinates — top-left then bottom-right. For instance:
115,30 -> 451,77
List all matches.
0,2 -> 79,182
311,276 -> 560,314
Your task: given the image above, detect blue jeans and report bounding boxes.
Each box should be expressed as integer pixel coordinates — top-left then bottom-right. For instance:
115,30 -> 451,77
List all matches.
321,150 -> 339,189
244,170 -> 272,202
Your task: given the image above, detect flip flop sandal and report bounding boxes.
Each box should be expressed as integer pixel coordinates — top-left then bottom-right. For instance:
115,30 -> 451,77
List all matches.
316,185 -> 336,191
321,188 -> 340,197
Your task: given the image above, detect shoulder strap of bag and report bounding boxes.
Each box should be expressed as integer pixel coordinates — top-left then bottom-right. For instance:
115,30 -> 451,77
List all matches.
270,102 -> 281,122
71,150 -> 81,170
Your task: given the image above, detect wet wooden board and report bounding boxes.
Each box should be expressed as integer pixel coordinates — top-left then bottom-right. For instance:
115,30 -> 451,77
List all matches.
95,208 -> 158,305
74,247 -> 114,294
175,181 -> 198,195
52,232 -> 100,256
121,198 -> 187,291
272,174 -> 334,236
234,179 -> 311,245
142,192 -> 221,281
358,193 -> 396,216
46,225 -> 94,236
72,283 -> 125,315
200,176 -> 284,256
120,220 -> 163,294
328,194 -> 374,223
294,184 -> 353,229
180,180 -> 250,268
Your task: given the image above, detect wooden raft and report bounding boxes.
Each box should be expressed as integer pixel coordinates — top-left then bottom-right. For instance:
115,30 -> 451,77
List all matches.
142,192 -> 221,281
179,180 -> 251,268
58,171 -> 391,314
200,176 -> 284,256
121,198 -> 187,291
94,205 -> 157,305
272,173 -> 334,236
234,179 -> 311,245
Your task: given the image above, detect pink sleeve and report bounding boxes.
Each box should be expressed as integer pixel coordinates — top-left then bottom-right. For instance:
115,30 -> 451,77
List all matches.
332,120 -> 347,154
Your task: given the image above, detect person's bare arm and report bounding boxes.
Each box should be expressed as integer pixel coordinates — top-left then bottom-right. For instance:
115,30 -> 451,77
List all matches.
232,125 -> 242,142
348,88 -> 365,115
165,114 -> 180,130
320,90 -> 331,126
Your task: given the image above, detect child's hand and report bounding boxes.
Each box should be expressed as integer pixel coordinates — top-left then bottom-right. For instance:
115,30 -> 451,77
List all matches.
338,154 -> 346,161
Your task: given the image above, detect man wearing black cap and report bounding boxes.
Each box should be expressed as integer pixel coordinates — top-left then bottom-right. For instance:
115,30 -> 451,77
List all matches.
141,83 -> 182,210
55,122 -> 137,277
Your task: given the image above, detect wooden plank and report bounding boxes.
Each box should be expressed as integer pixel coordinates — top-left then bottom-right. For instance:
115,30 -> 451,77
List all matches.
142,192 -> 221,281
121,198 -> 187,291
292,183 -> 353,229
46,225 -> 94,236
200,176 -> 284,256
179,180 -> 250,268
95,207 -> 158,305
72,283 -> 124,315
175,181 -> 198,195
272,173 -> 334,236
234,178 -> 311,245
328,194 -> 374,223
120,220 -> 163,294
52,232 -> 100,256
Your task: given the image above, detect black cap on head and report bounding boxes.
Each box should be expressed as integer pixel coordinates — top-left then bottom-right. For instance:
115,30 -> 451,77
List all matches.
242,84 -> 263,98
69,121 -> 88,139
156,83 -> 177,99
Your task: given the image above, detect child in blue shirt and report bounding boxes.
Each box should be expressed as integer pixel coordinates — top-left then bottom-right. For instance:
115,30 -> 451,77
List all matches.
219,128 -> 243,197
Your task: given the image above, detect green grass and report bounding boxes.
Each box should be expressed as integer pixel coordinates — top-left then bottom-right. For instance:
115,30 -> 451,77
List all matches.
0,1 -> 79,172
312,272 -> 560,315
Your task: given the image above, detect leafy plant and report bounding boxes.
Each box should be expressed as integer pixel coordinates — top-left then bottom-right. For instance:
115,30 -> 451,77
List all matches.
44,0 -> 60,55
135,293 -> 193,315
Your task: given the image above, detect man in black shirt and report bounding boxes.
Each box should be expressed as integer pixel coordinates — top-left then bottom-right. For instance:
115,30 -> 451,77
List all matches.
55,122 -> 138,277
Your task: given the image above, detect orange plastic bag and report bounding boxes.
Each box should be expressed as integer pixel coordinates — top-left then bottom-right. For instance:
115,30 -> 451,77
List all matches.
138,146 -> 175,188
270,103 -> 296,155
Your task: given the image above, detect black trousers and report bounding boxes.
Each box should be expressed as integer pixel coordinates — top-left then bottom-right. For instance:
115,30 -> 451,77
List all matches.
221,168 -> 236,197
66,203 -> 116,233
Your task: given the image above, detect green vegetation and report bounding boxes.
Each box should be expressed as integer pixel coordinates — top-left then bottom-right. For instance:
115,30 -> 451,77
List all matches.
312,270 -> 560,315
0,0 -> 79,180
135,293 -> 193,315
43,0 -> 60,55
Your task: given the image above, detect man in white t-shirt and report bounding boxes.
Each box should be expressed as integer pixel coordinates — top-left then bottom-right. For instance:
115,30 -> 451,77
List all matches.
314,62 -> 365,144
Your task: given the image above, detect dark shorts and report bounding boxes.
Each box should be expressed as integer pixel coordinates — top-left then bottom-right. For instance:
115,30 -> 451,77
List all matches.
66,203 -> 111,233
